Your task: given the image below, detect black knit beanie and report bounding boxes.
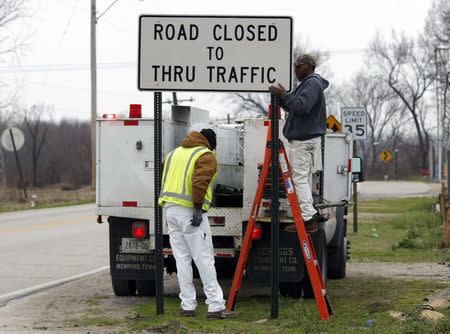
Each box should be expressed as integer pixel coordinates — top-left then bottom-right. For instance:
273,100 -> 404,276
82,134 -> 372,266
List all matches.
200,128 -> 217,150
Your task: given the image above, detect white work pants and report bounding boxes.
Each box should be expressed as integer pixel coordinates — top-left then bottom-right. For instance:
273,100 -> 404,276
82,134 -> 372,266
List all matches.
166,205 -> 225,312
288,137 -> 322,221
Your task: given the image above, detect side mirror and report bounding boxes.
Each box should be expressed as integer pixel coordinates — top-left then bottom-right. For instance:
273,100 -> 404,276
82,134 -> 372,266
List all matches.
352,156 -> 365,183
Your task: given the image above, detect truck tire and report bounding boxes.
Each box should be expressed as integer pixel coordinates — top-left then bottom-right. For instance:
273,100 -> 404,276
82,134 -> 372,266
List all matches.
328,208 -> 347,279
279,282 -> 303,298
112,279 -> 136,296
302,228 -> 328,298
137,280 -> 156,297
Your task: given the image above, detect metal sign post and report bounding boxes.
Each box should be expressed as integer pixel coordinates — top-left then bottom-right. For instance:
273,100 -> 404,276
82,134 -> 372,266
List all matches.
379,149 -> 393,180
1,128 -> 27,199
352,142 -> 357,233
139,14 -> 292,318
270,94 -> 280,319
154,92 -> 164,314
10,129 -> 27,199
341,107 -> 367,233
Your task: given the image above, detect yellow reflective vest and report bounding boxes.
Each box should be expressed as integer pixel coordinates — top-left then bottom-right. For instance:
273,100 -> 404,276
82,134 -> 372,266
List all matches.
158,146 -> 217,211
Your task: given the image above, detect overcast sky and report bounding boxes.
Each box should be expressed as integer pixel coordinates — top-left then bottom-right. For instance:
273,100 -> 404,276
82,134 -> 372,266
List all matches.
0,0 -> 433,121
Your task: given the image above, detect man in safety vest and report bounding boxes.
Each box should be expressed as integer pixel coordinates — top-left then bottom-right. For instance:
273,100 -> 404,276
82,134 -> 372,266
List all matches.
159,129 -> 233,319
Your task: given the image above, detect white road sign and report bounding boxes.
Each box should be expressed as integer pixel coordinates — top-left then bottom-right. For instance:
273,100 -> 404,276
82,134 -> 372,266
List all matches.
341,107 -> 367,140
138,15 -> 293,92
1,128 -> 25,152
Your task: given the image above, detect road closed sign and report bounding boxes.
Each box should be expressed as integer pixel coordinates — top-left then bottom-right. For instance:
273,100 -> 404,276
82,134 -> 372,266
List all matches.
341,107 -> 367,140
138,15 -> 293,92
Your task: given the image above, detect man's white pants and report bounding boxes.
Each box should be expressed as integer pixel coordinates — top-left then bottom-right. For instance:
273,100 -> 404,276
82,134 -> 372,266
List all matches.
288,137 -> 322,221
166,205 -> 225,312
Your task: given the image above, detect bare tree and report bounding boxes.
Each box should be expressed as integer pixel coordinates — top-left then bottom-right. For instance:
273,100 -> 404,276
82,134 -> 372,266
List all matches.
0,0 -> 28,60
424,0 -> 450,141
368,31 -> 434,169
22,104 -> 53,186
425,0 -> 450,47
340,71 -> 406,175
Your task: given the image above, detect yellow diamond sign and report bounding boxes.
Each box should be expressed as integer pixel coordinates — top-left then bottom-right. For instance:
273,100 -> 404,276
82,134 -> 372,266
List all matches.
326,115 -> 341,132
379,149 -> 393,164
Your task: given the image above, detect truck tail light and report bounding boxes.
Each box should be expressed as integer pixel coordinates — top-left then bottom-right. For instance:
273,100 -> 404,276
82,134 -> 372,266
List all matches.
209,216 -> 225,226
102,113 -> 117,119
129,104 -> 142,118
132,221 -> 147,239
251,223 -> 262,240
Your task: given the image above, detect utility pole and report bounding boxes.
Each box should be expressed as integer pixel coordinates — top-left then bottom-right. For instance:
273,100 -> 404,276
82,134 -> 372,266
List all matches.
90,0 -> 97,188
172,92 -> 178,106
162,93 -> 194,105
435,46 -> 450,182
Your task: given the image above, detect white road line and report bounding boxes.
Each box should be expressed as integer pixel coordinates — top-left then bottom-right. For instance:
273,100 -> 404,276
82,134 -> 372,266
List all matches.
0,266 -> 110,307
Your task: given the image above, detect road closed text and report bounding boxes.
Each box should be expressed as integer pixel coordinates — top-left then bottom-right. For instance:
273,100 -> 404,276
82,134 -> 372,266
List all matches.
139,16 -> 292,91
154,23 -> 278,42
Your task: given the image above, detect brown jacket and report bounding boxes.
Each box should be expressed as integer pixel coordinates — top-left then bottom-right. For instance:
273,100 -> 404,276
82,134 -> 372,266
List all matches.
181,131 -> 217,209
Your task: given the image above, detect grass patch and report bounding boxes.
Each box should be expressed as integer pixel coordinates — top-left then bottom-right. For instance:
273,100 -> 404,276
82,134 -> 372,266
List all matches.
75,316 -> 123,327
0,185 -> 94,213
348,197 -> 448,262
357,197 -> 436,214
130,278 -> 449,334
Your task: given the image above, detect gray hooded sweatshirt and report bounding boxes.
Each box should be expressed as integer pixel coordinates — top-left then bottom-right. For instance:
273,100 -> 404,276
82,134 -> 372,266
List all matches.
280,73 -> 329,141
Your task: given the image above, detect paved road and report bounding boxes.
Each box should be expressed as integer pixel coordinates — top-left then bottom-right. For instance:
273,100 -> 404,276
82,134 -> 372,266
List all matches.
358,181 -> 441,199
0,181 -> 442,302
0,204 -> 108,296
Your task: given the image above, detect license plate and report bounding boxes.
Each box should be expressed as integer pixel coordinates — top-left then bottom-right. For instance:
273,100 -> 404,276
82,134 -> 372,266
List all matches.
121,238 -> 151,254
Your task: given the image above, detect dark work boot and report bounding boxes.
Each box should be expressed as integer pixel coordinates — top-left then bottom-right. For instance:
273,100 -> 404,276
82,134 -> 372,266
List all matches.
304,213 -> 323,232
180,309 -> 196,317
207,309 -> 235,319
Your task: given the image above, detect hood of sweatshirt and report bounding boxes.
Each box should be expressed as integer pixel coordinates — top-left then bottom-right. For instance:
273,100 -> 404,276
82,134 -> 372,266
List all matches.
181,131 -> 212,150
303,73 -> 329,90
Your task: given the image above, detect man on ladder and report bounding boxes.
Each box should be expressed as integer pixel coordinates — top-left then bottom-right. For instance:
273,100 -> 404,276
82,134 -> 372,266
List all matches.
226,54 -> 332,320
269,54 -> 329,231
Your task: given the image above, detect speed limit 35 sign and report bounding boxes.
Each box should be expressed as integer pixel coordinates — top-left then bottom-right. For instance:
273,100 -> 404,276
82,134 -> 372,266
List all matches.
341,107 -> 367,140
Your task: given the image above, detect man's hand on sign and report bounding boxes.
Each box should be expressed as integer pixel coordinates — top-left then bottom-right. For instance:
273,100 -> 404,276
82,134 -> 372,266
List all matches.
268,83 -> 286,96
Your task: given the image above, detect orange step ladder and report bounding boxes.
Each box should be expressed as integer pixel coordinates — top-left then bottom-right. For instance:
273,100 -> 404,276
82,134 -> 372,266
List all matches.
226,118 -> 333,320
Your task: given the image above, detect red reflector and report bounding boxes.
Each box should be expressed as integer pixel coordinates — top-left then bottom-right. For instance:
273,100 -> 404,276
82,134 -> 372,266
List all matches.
348,158 -> 352,172
129,104 -> 142,118
216,253 -> 233,257
132,221 -> 147,239
209,216 -> 225,226
264,120 -> 270,126
251,224 -> 262,240
124,120 -> 139,126
102,113 -> 117,119
123,201 -> 137,207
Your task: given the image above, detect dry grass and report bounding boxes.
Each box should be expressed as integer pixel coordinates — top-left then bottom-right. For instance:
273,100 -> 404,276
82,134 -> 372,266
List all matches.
0,184 -> 95,212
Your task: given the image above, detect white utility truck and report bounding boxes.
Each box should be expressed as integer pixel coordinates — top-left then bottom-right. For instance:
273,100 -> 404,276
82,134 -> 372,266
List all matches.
96,105 -> 361,297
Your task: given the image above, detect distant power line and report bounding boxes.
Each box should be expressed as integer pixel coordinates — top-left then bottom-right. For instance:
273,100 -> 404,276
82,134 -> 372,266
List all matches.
0,62 -> 135,73
327,48 -> 365,55
0,49 -> 366,74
